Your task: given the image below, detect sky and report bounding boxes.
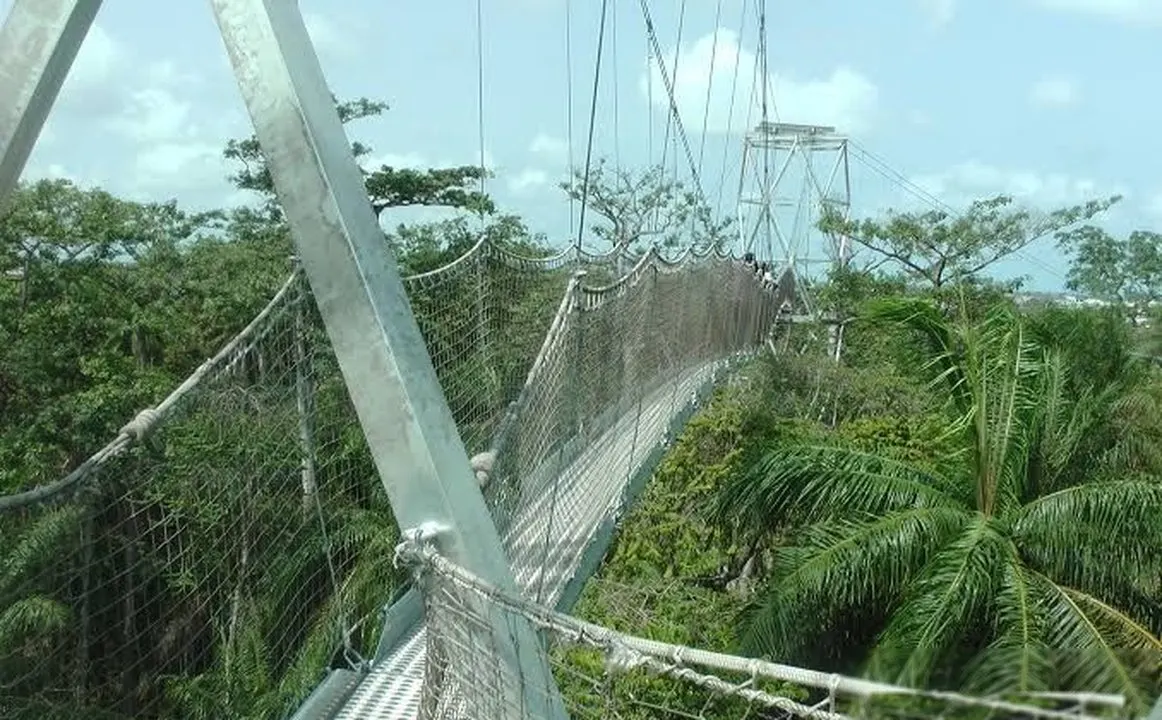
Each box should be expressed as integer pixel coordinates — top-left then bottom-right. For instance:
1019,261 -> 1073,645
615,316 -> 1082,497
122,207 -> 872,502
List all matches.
4,0 -> 1161,292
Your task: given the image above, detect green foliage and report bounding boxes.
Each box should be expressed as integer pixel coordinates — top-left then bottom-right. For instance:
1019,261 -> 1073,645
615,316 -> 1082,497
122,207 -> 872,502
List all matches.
0,91 -> 562,718
224,96 -> 493,219
719,299 -> 1162,711
0,103 -> 1159,720
820,194 -> 1120,289
835,413 -> 954,468
559,383 -> 807,715
1058,225 -> 1162,318
561,159 -> 732,253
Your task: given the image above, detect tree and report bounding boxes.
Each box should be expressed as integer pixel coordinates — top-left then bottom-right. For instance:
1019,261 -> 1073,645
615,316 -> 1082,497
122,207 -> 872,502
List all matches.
1057,225 -> 1162,322
0,180 -> 225,490
560,159 -> 732,256
819,194 -> 1121,290
717,298 -> 1162,710
223,96 -> 493,220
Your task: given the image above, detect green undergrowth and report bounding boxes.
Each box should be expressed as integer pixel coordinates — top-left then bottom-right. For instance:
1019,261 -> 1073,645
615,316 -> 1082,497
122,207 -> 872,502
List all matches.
554,369 -> 814,716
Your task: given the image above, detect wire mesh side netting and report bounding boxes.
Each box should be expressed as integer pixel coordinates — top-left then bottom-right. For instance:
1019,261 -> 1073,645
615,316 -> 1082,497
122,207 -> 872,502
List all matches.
484,249 -> 779,618
410,539 -> 1131,720
0,272 -> 380,720
0,239 -> 574,720
416,250 -> 796,719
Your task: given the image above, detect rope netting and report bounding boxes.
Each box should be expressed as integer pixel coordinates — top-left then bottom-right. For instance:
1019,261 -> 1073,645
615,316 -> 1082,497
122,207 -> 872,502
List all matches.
0,234 -> 768,719
490,244 -> 775,608
398,536 -> 1129,720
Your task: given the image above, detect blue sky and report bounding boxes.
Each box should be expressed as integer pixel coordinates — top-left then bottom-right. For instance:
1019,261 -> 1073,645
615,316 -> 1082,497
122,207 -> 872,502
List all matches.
4,0 -> 1160,291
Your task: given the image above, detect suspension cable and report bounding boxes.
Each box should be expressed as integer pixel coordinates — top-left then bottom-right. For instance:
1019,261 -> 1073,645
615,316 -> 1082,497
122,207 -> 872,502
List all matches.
574,0 -> 611,254
475,0 -> 487,228
611,2 -> 621,170
697,0 -> 725,176
565,0 -> 576,237
660,0 -> 688,173
638,0 -> 715,243
715,0 -> 748,218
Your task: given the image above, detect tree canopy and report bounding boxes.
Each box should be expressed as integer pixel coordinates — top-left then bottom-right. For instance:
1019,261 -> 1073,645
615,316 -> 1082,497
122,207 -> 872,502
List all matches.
562,158 -> 733,253
0,91 -> 1158,720
820,194 -> 1121,289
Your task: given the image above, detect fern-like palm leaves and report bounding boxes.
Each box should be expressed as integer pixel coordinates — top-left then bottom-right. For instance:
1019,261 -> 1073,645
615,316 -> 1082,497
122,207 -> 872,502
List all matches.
720,298 -> 1162,711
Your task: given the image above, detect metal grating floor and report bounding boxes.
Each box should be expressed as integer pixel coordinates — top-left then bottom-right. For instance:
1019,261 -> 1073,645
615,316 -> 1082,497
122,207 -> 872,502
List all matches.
331,362 -> 720,719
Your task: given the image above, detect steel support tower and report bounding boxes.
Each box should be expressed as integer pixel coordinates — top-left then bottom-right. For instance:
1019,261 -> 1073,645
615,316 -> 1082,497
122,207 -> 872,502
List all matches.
735,120 -> 852,316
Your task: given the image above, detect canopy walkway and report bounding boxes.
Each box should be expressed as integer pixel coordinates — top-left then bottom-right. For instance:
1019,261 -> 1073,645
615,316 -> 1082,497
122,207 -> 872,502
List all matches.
0,1 -> 1146,718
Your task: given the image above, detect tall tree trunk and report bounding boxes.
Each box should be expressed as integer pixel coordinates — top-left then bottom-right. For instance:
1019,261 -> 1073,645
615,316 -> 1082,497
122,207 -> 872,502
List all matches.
121,526 -> 138,716
226,474 -> 253,684
294,283 -> 318,518
74,511 -> 93,704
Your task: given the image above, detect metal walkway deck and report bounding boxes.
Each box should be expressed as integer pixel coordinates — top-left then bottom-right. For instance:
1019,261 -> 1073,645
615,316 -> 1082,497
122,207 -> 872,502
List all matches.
328,362 -> 721,720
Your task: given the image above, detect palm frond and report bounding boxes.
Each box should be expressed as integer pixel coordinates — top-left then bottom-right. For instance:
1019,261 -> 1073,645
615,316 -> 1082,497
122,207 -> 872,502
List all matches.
1013,479 -> 1162,605
716,444 -> 961,536
960,310 -> 1044,517
0,594 -> 72,653
865,517 -> 1007,688
739,507 -> 969,661
0,503 -> 87,595
862,298 -> 973,419
1034,572 -> 1161,712
963,557 -> 1051,695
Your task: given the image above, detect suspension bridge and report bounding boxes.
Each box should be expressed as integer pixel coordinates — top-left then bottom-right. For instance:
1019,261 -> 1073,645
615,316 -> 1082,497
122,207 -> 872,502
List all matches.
0,0 -> 1148,719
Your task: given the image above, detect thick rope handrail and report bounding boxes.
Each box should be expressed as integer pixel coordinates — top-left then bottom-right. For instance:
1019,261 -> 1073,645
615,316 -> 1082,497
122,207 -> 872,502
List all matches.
394,536 -> 1116,720
402,230 -> 491,283
0,268 -> 305,512
576,246 -> 661,310
490,241 -> 577,272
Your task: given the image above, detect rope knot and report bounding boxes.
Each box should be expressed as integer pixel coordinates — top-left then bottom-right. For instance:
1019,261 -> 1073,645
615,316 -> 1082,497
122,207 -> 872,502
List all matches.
120,407 -> 162,442
470,450 -> 496,489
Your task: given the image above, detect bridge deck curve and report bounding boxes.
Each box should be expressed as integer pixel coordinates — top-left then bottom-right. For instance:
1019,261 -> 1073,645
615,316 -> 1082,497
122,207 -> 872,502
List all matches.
322,361 -> 723,720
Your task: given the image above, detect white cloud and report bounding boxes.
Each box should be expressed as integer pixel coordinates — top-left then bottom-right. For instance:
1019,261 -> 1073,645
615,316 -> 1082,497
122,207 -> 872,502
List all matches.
911,160 -> 1126,209
369,152 -> 429,170
643,29 -> 879,135
303,12 -> 347,57
1029,76 -> 1078,108
1147,191 -> 1162,218
1032,0 -> 1162,24
108,87 -> 196,143
61,24 -> 125,94
95,64 -> 239,194
508,168 -> 549,194
131,142 -> 227,194
529,133 -> 569,163
50,23 -> 129,118
368,148 -> 497,173
907,110 -> 931,127
917,0 -> 956,27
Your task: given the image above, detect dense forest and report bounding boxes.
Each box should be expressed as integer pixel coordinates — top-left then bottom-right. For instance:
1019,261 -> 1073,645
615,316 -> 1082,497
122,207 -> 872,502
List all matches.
0,96 -> 1159,719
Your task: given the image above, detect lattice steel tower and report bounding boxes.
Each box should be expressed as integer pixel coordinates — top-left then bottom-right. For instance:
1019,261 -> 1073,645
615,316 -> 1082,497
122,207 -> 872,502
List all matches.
735,1 -> 852,317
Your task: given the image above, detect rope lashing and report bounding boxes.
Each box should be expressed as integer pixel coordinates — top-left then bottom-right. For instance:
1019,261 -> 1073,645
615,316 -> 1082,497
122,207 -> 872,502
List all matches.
119,407 -> 162,442
469,450 -> 496,489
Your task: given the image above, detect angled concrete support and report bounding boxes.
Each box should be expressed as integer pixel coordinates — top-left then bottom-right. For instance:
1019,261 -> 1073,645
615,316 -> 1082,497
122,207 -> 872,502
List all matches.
0,0 -> 102,206
0,0 -> 568,716
208,1 -> 566,717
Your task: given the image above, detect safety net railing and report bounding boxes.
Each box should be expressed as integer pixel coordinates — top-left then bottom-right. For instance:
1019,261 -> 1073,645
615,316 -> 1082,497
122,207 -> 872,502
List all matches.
0,235 -> 771,719
397,533 -> 1129,720
484,244 -> 776,607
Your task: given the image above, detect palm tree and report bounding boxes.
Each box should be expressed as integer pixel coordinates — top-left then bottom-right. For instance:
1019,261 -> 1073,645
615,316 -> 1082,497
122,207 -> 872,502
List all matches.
718,298 -> 1162,711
